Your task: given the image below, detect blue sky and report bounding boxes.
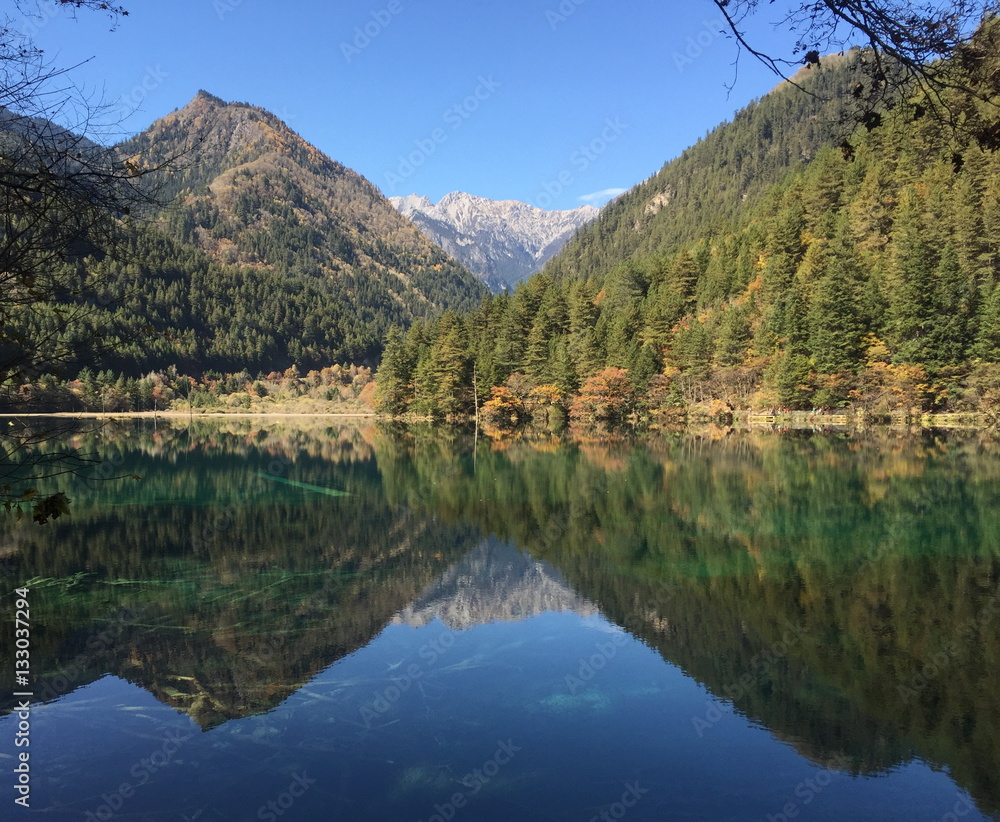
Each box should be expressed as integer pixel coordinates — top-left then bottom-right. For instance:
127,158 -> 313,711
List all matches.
22,0 -> 804,210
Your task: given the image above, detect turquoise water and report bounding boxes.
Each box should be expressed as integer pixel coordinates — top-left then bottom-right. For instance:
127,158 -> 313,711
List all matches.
1,421 -> 997,820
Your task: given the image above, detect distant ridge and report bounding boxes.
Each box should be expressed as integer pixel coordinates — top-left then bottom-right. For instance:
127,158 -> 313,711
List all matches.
391,191 -> 598,291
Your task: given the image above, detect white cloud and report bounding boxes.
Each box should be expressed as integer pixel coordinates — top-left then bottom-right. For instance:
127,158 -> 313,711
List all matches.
578,187 -> 627,206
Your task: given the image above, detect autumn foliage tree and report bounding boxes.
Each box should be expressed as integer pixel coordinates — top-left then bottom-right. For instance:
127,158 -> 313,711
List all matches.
569,368 -> 636,423
481,386 -> 526,429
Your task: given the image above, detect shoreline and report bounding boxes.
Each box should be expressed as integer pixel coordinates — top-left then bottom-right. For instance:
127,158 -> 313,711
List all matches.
0,409 -> 993,431
0,411 -> 377,419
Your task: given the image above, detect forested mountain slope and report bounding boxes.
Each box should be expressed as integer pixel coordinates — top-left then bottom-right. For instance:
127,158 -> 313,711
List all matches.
7,93 -> 488,389
544,51 -> 872,285
127,91 -> 482,314
376,29 -> 1000,418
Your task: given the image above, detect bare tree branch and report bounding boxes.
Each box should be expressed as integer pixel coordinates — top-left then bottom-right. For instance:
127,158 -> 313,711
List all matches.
709,0 -> 1000,128
0,2 -> 177,520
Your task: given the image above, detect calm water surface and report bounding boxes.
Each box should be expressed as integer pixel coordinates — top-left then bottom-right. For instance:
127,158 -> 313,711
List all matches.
1,420 -> 998,821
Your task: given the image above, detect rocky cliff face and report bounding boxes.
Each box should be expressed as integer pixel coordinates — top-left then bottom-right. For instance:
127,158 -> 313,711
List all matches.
391,191 -> 598,291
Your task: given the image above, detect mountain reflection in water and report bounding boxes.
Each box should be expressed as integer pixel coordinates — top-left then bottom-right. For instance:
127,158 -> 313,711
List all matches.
0,419 -> 997,821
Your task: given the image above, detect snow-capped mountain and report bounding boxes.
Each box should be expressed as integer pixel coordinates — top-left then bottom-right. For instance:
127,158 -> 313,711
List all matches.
390,191 -> 599,291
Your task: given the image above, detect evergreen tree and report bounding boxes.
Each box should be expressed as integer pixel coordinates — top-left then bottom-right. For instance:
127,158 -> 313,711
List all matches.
672,319 -> 713,378
566,281 -> 601,377
670,248 -> 701,304
766,351 -> 813,409
973,283 -> 1000,362
848,163 -> 893,258
808,221 -> 865,373
374,327 -> 415,414
603,304 -> 642,370
643,281 -> 687,349
926,243 -> 973,366
550,338 -> 578,394
886,187 -> 936,364
714,302 -> 753,367
629,343 -> 662,391
413,314 -> 469,418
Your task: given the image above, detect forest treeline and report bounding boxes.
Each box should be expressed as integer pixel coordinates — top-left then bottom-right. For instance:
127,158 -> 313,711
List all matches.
375,31 -> 1000,423
17,361 -> 375,415
3,218 -> 477,403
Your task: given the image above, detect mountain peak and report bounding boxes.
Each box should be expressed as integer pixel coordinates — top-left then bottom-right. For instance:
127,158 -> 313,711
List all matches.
193,89 -> 226,106
389,192 -> 598,291
393,193 -> 435,215
118,98 -> 486,362
185,89 -> 265,114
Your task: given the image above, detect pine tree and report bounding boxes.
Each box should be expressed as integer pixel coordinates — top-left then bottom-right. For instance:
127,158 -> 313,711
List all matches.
977,161 -> 1000,287
848,163 -> 893,258
800,147 -> 845,227
886,187 -> 936,364
413,313 -> 469,418
524,313 -> 553,383
973,282 -> 1000,362
550,338 -> 578,394
670,248 -> 701,304
696,242 -> 736,307
643,281 -> 686,348
373,326 -> 414,414
672,319 -> 713,377
629,343 -> 662,391
765,351 -> 813,409
566,281 -> 601,377
714,302 -> 752,367
603,304 -> 642,370
524,285 -> 568,382
784,276 -> 811,355
808,220 -> 864,373
926,243 -> 972,366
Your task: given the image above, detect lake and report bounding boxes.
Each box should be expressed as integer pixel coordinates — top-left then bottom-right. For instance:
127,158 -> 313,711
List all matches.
1,419 -> 998,821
